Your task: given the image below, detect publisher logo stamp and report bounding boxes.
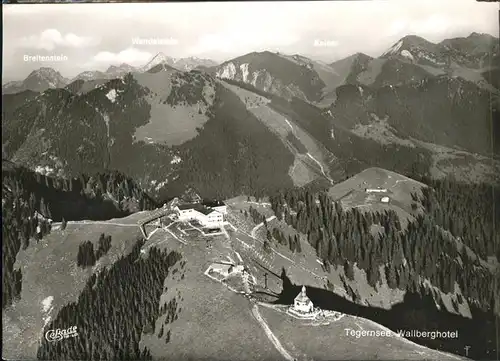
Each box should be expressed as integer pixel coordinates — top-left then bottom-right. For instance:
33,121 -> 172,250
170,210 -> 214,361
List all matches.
45,326 -> 79,342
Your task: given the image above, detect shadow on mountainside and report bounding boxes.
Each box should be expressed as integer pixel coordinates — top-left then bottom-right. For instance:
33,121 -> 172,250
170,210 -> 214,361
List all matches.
275,269 -> 498,360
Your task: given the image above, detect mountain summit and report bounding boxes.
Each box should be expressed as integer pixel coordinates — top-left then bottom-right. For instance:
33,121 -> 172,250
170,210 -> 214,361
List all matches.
172,57 -> 218,71
381,35 -> 447,67
140,52 -> 175,72
140,53 -> 218,73
212,51 -> 327,102
2,67 -> 69,94
106,63 -> 136,77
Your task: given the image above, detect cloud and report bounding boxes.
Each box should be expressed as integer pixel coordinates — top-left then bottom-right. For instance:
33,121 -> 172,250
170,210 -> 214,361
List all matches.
313,39 -> 339,48
19,29 -> 100,51
89,47 -> 153,66
388,15 -> 455,38
189,30 -> 301,55
2,0 -> 498,78
412,15 -> 452,34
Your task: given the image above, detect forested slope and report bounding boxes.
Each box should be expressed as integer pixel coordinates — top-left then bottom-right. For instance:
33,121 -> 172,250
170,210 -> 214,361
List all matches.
37,240 -> 182,360
161,82 -> 295,199
269,177 -> 499,311
2,162 -> 156,309
269,176 -> 499,359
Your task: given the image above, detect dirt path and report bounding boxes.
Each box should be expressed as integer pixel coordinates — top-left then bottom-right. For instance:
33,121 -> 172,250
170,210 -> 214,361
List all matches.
53,220 -> 137,227
284,118 -> 295,134
306,152 -> 334,185
251,304 -> 295,361
245,201 -> 272,207
165,228 -> 187,245
234,250 -> 243,262
251,215 -> 277,238
146,227 -> 160,240
283,116 -> 333,185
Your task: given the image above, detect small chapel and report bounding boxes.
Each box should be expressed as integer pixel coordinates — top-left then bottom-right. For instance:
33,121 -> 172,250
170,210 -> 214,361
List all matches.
288,285 -> 319,318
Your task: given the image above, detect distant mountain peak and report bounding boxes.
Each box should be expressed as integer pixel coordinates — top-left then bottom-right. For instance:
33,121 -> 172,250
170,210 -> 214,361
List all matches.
329,52 -> 373,69
400,34 -> 431,44
36,66 -> 57,72
104,63 -> 136,79
382,35 -> 436,57
28,67 -> 60,77
165,56 -> 218,71
106,63 -> 134,72
2,67 -> 68,94
351,52 -> 373,62
25,67 -> 68,88
141,52 -> 174,72
468,32 -> 495,40
151,52 -> 169,61
438,33 -> 498,68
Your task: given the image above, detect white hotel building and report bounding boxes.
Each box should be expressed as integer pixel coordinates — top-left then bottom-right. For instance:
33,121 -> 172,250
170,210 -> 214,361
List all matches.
175,202 -> 226,228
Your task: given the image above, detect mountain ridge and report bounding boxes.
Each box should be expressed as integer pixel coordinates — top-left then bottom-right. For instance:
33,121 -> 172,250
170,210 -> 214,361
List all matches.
3,32 -> 499,194
4,31 -> 497,97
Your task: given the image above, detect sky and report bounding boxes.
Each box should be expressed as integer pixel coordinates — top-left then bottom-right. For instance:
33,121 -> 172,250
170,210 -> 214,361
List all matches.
2,0 -> 499,80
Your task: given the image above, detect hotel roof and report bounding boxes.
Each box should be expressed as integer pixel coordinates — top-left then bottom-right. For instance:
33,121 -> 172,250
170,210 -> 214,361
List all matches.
177,203 -> 216,215
177,203 -> 199,210
194,205 -> 215,215
202,200 -> 225,208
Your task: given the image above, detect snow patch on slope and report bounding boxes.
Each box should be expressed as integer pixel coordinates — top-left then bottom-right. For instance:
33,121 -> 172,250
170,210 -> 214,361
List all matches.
42,296 -> 54,313
35,165 -> 55,175
106,89 -> 117,103
103,114 -> 110,137
401,50 -> 414,60
170,155 -> 182,164
41,296 -> 54,327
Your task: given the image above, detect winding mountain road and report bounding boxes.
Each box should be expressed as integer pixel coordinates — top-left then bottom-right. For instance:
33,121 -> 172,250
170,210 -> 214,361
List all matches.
251,304 -> 295,361
251,215 -> 277,238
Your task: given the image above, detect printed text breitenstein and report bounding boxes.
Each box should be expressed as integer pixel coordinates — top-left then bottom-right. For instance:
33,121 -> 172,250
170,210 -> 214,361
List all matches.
344,328 -> 459,339
24,55 -> 68,62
